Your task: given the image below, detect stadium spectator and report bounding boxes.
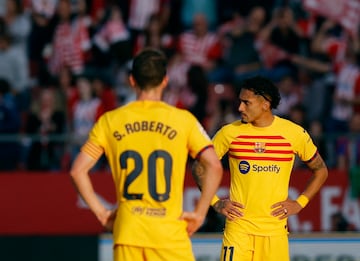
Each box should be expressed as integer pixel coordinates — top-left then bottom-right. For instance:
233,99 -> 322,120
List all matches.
91,5 -> 132,70
310,19 -> 360,133
92,73 -> 117,113
72,0 -> 92,29
336,113 -> 360,171
53,66 -> 78,170
27,0 -> 57,85
179,13 -> 222,71
180,0 -> 217,30
30,0 -> 57,19
211,7 -> 266,85
133,13 -> 175,58
47,0 -> 91,76
0,78 -> 21,170
297,68 -> 332,125
171,65 -> 209,126
274,74 -> 301,119
0,31 -> 29,112
69,75 -> 104,166
303,19 -> 360,167
0,30 -> 29,92
168,13 -> 222,89
256,6 -> 302,81
267,6 -> 302,55
217,9 -> 245,38
2,0 -> 31,54
55,66 -> 78,126
127,0 -> 170,43
25,87 -> 66,171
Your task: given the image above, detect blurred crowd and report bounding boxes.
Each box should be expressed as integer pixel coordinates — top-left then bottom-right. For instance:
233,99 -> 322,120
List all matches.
0,0 -> 359,174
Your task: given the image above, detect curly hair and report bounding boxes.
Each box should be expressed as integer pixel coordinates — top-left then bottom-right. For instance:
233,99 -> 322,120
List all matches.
239,76 -> 281,109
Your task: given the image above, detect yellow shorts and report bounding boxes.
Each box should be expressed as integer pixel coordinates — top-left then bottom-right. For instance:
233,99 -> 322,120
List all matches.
114,244 -> 195,261
220,230 -> 289,261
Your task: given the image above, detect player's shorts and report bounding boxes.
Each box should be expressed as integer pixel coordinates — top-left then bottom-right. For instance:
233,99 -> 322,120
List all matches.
220,229 -> 289,261
114,244 -> 196,261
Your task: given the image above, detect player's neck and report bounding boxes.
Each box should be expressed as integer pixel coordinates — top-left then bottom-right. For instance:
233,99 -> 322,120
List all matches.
137,87 -> 163,101
252,113 -> 275,128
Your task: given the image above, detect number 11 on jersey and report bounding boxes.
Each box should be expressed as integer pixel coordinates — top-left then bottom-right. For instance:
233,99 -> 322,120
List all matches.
223,246 -> 234,261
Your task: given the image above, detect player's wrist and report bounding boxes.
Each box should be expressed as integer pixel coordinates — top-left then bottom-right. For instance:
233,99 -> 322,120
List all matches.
211,195 -> 220,206
296,194 -> 309,208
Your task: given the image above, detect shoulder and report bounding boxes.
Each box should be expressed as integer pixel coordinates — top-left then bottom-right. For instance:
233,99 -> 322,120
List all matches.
159,103 -> 198,119
213,120 -> 244,138
220,119 -> 244,131
275,116 -> 304,132
275,116 -> 312,143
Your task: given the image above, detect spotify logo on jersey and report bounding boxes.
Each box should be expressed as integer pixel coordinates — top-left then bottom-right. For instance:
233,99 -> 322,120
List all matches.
239,161 -> 250,174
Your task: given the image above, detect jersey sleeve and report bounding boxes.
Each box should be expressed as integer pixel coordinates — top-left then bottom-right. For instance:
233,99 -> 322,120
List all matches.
80,114 -> 108,160
293,127 -> 317,162
212,125 -> 231,160
186,113 -> 213,159
87,113 -> 108,149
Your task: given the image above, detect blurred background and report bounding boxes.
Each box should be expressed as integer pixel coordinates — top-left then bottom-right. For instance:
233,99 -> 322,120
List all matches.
0,0 -> 359,260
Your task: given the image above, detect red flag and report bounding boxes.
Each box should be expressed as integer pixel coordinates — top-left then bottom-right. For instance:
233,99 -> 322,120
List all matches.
303,0 -> 360,36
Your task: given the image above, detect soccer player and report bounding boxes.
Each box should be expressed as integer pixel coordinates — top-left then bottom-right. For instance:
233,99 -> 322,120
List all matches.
192,76 -> 328,261
70,49 -> 223,261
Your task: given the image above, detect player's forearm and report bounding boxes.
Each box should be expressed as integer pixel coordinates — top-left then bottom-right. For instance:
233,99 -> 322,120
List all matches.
194,161 -> 223,217
192,160 -> 222,205
301,154 -> 328,206
71,170 -> 108,222
70,153 -> 108,224
301,168 -> 328,202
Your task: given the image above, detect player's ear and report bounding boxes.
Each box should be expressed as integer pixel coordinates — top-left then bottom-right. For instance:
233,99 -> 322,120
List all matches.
262,99 -> 271,111
161,76 -> 169,89
129,75 -> 136,88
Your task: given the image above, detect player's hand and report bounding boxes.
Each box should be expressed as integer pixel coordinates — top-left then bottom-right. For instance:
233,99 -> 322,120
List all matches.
213,199 -> 244,221
271,199 -> 302,220
99,208 -> 117,232
180,211 -> 205,236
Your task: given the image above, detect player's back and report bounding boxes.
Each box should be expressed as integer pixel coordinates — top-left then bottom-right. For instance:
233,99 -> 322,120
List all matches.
89,100 -> 209,248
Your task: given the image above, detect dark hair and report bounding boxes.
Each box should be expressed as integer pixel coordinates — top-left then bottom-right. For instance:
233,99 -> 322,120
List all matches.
240,76 -> 281,109
131,49 -> 167,89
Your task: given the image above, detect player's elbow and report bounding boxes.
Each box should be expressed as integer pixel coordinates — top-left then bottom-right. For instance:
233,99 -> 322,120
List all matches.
69,167 -> 81,185
212,160 -> 223,174
319,167 -> 328,184
69,160 -> 85,182
207,159 -> 224,184
69,167 -> 78,179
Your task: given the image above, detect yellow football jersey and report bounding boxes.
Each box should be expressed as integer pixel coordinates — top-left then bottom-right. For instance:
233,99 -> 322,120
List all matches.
86,100 -> 212,248
213,116 -> 317,236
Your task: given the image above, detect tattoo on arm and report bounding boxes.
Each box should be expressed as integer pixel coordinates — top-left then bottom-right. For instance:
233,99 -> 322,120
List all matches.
307,154 -> 326,172
192,160 -> 204,189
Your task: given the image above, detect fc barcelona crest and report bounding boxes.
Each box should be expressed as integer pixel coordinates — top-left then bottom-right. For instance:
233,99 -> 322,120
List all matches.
254,142 -> 266,153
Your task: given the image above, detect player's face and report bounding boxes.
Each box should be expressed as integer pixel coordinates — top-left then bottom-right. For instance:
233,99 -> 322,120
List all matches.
238,89 -> 267,123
